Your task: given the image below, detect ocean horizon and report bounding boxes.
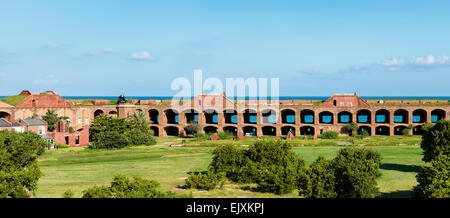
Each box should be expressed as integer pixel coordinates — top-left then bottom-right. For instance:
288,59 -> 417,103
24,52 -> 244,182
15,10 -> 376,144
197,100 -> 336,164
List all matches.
2,96 -> 450,100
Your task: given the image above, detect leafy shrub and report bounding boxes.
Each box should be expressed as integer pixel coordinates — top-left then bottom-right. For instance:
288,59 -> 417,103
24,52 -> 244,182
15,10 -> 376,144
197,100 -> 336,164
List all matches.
355,130 -> 369,140
420,120 -> 449,162
90,131 -> 130,149
345,122 -> 359,136
62,189 -> 74,198
55,143 -> 69,149
209,145 -> 247,182
209,141 -> 306,195
332,148 -> 382,198
298,156 -> 337,198
413,155 -> 450,198
82,174 -> 185,198
318,131 -> 339,139
218,131 -> 236,140
124,128 -> 156,146
0,131 -> 46,198
89,115 -> 156,149
184,122 -> 200,135
298,148 -> 382,198
185,172 -> 225,190
194,132 -> 212,140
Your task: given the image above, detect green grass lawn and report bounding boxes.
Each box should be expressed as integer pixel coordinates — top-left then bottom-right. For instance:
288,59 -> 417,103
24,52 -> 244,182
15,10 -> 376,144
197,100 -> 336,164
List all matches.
36,137 -> 426,198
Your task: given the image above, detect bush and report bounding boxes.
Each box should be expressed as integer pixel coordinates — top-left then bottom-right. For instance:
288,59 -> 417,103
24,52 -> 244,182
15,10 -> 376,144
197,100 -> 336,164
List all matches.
185,172 -> 225,190
244,140 -> 306,194
62,189 -> 74,198
318,131 -> 339,139
298,148 -> 382,198
413,155 -> 450,198
55,143 -> 69,149
209,145 -> 247,182
355,130 -> 369,140
345,122 -> 359,136
82,174 -> 185,198
90,131 -> 130,149
124,128 -> 156,146
209,141 -> 306,194
184,122 -> 200,135
420,120 -> 450,162
298,156 -> 337,198
333,148 -> 382,198
0,131 -> 46,198
89,115 -> 156,149
217,131 -> 236,140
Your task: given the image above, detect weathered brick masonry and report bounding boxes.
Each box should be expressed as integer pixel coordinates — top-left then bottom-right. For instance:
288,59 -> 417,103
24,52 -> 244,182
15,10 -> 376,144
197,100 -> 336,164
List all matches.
1,91 -> 449,137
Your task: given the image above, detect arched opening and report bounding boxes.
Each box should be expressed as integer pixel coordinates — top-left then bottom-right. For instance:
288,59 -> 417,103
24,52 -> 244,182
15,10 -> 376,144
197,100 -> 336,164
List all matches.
204,126 -> 218,134
319,111 -> 333,124
281,126 -> 295,136
413,125 -> 424,135
243,126 -> 257,136
244,109 -> 257,124
394,125 -> 407,135
150,126 -> 159,136
281,109 -> 295,124
431,109 -> 446,123
224,109 -> 237,124
301,109 -> 314,124
375,109 -> 390,124
375,126 -> 390,136
165,109 -> 179,124
184,109 -> 198,124
338,111 -> 352,123
94,110 -> 104,118
394,109 -> 408,124
223,126 -> 237,134
108,111 -> 118,117
357,126 -> 371,136
164,126 -> 179,136
148,109 -> 159,124
357,110 -> 371,124
0,111 -> 11,122
204,109 -> 218,124
413,109 -> 427,123
300,126 -> 315,136
262,109 -> 277,124
262,126 -> 276,136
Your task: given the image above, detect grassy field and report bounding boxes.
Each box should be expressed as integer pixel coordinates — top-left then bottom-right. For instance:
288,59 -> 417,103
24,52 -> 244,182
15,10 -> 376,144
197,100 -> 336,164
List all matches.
36,137 -> 426,198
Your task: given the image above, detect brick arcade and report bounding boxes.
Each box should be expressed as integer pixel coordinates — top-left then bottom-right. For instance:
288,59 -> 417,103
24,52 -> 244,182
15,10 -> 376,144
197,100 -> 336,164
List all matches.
0,90 -> 449,139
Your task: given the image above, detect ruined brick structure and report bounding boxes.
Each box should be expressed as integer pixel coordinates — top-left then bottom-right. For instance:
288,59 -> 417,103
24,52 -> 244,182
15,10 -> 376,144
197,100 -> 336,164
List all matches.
1,91 -> 449,138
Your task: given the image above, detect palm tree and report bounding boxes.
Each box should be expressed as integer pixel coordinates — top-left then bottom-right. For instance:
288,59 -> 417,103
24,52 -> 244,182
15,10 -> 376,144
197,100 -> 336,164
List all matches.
128,110 -> 146,122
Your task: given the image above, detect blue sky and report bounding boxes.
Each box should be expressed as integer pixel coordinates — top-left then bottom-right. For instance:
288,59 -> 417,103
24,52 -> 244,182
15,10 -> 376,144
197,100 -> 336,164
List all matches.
0,0 -> 449,96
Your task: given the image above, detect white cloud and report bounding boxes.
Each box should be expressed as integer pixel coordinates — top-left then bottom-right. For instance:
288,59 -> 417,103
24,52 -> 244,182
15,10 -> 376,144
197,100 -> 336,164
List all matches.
381,57 -> 405,66
129,51 -> 154,61
412,55 -> 449,65
34,74 -> 59,85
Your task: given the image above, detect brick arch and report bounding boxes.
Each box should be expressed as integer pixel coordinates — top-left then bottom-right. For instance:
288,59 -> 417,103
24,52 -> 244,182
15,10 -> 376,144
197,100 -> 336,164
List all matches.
0,111 -> 12,122
281,126 -> 296,135
431,109 -> 446,122
337,111 -> 353,123
281,109 -> 295,124
150,126 -> 159,136
94,109 -> 105,118
242,125 -> 258,136
357,109 -> 371,124
148,109 -> 159,124
300,109 -> 315,124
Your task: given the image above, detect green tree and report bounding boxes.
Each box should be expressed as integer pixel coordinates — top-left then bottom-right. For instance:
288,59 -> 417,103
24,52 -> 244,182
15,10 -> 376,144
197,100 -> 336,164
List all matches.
420,120 -> 450,162
184,121 -> 200,135
413,155 -> 450,198
345,122 -> 359,136
128,110 -> 146,123
89,115 -> 156,149
0,130 -> 47,198
333,148 -> 382,198
298,156 -> 337,198
41,109 -> 70,131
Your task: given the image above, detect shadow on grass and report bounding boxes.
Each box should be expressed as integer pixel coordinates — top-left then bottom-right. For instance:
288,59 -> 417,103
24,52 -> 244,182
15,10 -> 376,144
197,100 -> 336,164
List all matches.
378,190 -> 413,198
380,163 -> 422,173
240,185 -> 263,193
